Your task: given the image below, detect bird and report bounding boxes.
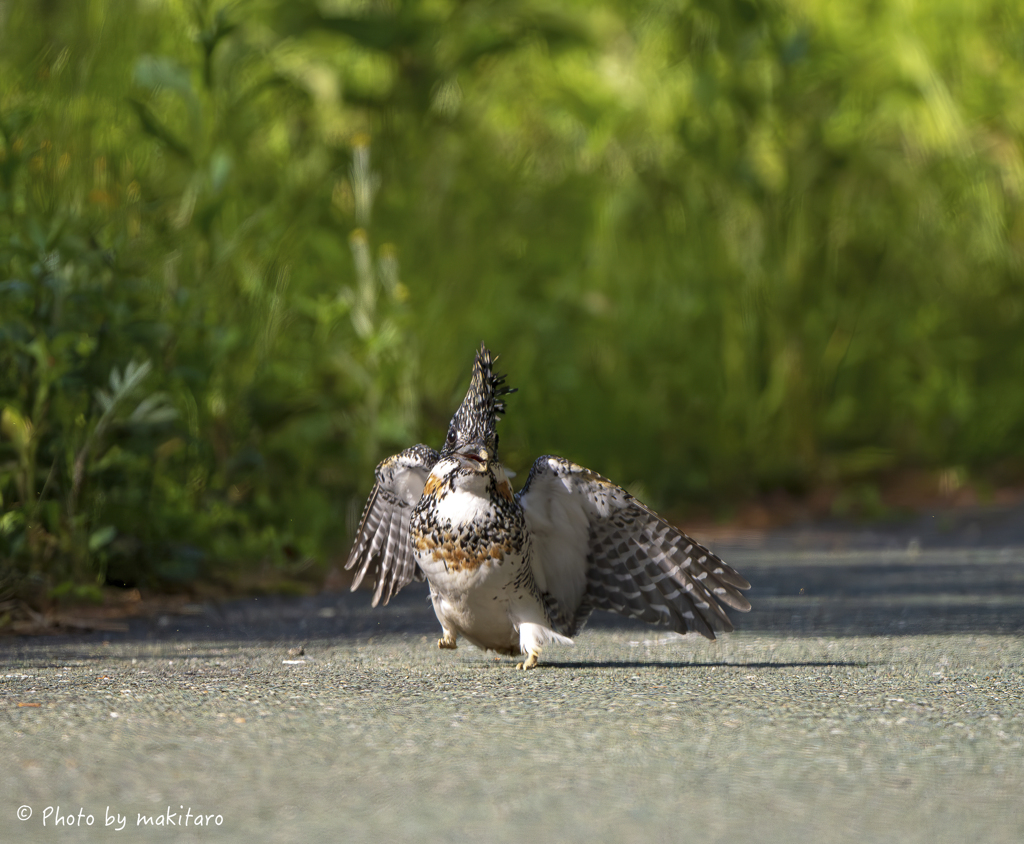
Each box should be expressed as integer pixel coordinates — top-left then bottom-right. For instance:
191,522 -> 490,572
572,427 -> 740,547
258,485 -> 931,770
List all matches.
345,344 -> 751,669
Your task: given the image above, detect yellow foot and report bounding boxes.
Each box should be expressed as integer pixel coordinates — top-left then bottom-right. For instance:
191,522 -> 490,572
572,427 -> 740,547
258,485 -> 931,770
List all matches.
515,652 -> 539,670
437,634 -> 457,650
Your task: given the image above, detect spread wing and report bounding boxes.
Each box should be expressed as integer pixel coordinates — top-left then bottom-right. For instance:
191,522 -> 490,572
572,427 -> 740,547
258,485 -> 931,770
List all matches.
517,456 -> 751,638
345,444 -> 439,606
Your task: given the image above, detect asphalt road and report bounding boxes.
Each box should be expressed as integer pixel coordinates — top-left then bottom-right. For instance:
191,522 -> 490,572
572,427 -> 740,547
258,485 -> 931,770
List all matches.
3,534 -> 1024,843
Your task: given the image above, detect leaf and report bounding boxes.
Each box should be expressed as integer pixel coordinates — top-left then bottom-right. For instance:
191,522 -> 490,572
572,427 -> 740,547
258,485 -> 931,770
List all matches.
110,360 -> 150,402
0,105 -> 34,142
127,392 -> 178,425
198,8 -> 239,57
133,54 -> 193,96
1,406 -> 33,452
127,98 -> 194,163
314,14 -> 424,51
0,510 -> 25,536
93,388 -> 115,414
0,279 -> 33,297
209,148 -> 233,193
94,360 -> 155,423
88,525 -> 117,552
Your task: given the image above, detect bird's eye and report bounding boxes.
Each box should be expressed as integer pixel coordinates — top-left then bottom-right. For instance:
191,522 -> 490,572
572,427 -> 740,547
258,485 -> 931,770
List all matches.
446,428 -> 456,447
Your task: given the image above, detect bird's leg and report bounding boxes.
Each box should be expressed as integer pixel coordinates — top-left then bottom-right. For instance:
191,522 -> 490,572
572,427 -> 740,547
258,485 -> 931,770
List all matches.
437,629 -> 458,650
514,622 -> 564,669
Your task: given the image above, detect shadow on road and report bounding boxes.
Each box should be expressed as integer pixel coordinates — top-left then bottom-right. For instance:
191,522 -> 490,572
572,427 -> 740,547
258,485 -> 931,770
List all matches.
547,660 -> 866,670
733,550 -> 1024,636
2,548 -> 1022,657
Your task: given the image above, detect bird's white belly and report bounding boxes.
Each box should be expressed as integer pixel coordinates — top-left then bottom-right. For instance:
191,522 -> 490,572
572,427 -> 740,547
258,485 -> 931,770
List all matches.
420,550 -> 524,652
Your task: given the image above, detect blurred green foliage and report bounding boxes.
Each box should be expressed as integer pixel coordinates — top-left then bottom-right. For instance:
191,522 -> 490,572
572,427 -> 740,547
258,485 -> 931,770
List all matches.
1,0 -> 1022,600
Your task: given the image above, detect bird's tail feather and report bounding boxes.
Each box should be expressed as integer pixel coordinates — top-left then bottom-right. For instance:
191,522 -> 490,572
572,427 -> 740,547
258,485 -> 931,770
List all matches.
518,622 -> 574,655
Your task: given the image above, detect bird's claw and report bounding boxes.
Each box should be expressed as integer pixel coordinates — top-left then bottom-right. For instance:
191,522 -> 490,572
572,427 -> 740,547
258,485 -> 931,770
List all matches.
437,634 -> 457,650
515,652 -> 539,670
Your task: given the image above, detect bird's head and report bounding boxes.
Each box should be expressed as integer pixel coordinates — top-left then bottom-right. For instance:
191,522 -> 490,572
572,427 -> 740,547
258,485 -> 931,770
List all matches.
439,343 -> 516,474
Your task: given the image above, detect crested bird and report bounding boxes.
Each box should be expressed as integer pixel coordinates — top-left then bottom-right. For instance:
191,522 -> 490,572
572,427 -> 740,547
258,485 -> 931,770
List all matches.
345,344 -> 751,668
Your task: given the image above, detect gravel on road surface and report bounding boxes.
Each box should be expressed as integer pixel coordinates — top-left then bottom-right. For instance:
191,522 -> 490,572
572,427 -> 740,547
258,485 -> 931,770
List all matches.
3,543 -> 1023,843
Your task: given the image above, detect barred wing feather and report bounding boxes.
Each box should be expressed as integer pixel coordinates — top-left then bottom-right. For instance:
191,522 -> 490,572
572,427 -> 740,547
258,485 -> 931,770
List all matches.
517,456 -> 751,638
344,444 -> 439,606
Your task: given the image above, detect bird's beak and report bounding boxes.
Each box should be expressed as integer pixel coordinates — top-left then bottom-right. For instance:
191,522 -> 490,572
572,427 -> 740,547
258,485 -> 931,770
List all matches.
457,444 -> 490,472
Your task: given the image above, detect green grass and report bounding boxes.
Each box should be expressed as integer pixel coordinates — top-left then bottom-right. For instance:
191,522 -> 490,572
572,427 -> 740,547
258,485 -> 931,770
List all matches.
1,0 -> 1022,600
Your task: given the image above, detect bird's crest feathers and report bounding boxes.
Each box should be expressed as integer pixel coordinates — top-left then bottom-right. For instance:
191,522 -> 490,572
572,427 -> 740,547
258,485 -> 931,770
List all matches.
441,343 -> 517,458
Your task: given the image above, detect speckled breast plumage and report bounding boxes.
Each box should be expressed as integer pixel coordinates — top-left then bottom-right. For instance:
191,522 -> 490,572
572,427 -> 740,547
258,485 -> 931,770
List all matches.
411,473 -> 522,576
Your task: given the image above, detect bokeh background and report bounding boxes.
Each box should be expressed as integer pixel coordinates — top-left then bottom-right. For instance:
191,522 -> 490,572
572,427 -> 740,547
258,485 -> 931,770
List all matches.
2,0 -> 1023,601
